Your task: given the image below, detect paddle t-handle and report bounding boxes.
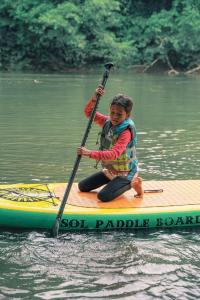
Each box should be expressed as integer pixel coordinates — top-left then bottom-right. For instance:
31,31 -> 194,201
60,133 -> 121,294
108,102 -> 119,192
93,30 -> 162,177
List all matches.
51,62 -> 114,238
80,62 -> 114,147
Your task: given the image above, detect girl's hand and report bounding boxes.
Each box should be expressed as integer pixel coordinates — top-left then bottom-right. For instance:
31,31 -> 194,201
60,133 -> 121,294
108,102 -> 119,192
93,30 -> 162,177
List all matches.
95,85 -> 105,97
77,146 -> 92,157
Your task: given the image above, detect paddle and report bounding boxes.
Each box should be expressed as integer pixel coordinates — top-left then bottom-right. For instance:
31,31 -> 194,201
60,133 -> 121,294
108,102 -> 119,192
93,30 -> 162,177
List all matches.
51,62 -> 114,237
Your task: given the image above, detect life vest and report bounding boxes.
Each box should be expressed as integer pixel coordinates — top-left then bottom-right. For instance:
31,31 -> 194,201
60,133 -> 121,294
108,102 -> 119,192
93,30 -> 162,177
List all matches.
99,118 -> 138,180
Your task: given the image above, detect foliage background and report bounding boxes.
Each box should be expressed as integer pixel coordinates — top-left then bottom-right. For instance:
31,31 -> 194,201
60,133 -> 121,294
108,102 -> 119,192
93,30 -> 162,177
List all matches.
0,0 -> 200,71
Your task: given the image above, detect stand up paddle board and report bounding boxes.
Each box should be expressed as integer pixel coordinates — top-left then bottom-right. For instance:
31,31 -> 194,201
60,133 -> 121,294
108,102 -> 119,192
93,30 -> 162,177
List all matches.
0,180 -> 200,231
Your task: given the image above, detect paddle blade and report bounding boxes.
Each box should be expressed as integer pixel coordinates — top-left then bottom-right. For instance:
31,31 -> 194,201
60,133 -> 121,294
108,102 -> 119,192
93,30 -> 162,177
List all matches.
51,218 -> 60,238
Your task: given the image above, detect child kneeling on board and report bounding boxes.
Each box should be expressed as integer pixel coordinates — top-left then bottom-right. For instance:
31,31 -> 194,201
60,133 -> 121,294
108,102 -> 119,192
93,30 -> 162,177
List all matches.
77,86 -> 143,202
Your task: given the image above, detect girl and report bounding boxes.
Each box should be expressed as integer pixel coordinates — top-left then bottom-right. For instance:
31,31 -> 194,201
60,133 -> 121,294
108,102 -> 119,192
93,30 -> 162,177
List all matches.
77,86 -> 143,202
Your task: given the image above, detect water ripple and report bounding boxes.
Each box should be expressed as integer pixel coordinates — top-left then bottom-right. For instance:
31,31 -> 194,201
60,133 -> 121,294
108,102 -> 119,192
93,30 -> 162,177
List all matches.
1,230 -> 200,299
1,73 -> 200,299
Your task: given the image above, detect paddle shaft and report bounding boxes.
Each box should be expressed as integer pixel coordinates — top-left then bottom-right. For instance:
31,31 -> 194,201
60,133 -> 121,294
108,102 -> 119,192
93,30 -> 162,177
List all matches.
52,63 -> 113,237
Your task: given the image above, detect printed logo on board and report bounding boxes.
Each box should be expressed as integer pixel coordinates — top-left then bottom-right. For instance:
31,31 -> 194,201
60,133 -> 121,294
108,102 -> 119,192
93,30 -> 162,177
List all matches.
61,215 -> 200,230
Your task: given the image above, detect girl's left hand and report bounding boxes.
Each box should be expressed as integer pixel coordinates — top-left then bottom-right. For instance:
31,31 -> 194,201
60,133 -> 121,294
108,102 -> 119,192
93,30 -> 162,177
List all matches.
77,146 -> 92,157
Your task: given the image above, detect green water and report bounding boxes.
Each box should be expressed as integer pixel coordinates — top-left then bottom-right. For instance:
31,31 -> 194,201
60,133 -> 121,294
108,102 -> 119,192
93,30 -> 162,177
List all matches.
0,71 -> 199,184
0,71 -> 200,299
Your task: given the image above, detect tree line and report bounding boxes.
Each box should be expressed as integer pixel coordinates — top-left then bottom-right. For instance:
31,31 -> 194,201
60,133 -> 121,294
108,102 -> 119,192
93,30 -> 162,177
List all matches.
0,0 -> 200,73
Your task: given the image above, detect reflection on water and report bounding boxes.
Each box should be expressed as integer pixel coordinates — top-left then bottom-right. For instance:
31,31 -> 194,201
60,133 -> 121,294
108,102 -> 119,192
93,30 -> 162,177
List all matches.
0,71 -> 200,299
138,128 -> 200,180
0,72 -> 199,183
1,229 -> 200,299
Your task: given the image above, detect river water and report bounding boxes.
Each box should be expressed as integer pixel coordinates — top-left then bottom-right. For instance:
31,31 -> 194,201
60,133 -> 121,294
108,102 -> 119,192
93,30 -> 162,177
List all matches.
0,70 -> 200,299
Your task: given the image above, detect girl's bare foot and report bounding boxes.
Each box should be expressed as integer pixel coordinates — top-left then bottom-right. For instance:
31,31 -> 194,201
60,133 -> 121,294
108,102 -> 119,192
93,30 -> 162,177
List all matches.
132,177 -> 144,198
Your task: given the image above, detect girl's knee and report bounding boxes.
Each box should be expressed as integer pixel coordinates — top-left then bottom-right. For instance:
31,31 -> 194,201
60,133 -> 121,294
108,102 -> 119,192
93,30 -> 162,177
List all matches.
78,182 -> 84,192
78,181 -> 89,192
97,191 -> 113,202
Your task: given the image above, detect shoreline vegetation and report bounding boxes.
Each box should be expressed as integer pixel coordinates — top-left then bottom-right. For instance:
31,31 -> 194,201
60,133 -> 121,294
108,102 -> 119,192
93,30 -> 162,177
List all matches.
0,0 -> 200,75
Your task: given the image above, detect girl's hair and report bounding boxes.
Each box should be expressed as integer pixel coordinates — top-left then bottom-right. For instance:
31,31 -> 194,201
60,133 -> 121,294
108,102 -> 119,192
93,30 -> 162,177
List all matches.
110,94 -> 133,114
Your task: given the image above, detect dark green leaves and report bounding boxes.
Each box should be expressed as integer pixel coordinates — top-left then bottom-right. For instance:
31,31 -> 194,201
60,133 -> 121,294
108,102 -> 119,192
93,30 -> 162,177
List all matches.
0,0 -> 200,71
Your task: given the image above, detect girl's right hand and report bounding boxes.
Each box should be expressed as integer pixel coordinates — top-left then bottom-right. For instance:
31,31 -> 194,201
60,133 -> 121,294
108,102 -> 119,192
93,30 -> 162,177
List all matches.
95,85 -> 105,96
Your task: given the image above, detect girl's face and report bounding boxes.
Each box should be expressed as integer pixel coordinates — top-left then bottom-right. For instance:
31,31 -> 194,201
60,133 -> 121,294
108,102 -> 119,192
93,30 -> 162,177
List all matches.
109,104 -> 129,126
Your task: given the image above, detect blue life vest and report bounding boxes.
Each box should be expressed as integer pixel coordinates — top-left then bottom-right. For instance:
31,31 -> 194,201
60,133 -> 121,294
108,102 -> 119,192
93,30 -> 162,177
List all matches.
100,118 -> 138,180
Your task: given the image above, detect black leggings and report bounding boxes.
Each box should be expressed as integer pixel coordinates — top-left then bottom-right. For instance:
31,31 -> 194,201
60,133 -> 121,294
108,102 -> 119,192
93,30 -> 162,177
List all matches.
78,171 -> 131,202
